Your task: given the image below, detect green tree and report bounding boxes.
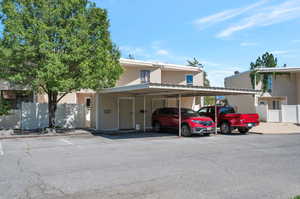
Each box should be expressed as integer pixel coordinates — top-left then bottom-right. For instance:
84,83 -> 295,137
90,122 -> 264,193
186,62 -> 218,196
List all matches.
0,0 -> 123,128
187,58 -> 214,105
250,52 -> 277,92
0,97 -> 10,116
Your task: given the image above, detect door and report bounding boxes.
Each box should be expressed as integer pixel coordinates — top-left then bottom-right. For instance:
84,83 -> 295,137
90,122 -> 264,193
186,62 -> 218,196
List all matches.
119,98 -> 134,130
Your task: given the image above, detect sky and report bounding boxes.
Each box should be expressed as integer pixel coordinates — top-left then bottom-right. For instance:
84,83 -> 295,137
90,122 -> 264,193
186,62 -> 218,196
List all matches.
95,0 -> 300,86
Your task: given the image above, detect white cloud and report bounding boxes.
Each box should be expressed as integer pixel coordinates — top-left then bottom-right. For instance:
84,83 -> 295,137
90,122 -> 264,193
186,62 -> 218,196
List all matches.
193,0 -> 269,29
217,0 -> 300,38
240,42 -> 258,46
270,50 -> 290,55
156,49 -> 169,56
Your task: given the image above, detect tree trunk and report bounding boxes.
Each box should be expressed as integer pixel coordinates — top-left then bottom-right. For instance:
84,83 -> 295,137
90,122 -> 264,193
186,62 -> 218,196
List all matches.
48,91 -> 58,128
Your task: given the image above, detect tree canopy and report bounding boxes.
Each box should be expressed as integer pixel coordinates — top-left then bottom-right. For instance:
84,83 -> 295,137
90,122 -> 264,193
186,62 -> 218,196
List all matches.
0,0 -> 123,127
250,52 -> 277,92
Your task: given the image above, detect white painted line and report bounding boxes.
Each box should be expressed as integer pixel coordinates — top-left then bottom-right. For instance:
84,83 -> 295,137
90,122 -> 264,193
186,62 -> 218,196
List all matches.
60,139 -> 73,145
0,142 -> 4,156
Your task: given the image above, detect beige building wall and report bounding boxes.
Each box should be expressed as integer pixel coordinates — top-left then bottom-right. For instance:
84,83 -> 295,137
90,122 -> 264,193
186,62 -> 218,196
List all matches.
116,66 -> 161,86
224,71 -> 256,113
272,73 -> 297,105
37,93 -> 77,104
297,72 -> 300,104
161,71 -> 203,86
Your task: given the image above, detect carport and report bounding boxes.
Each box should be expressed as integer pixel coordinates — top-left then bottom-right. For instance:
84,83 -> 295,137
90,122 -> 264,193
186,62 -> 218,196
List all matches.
96,83 -> 259,136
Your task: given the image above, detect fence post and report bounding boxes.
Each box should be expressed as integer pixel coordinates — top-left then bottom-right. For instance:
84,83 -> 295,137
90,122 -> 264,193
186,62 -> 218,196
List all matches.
281,105 -> 285,123
296,104 -> 300,124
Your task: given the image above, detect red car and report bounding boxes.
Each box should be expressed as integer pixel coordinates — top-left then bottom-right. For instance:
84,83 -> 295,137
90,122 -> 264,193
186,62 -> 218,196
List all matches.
198,106 -> 259,134
152,108 -> 216,137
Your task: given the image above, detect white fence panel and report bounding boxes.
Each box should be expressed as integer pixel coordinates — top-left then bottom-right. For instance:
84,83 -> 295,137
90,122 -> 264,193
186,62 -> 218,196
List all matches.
268,110 -> 281,122
282,105 -> 298,123
0,103 -> 86,130
0,110 -> 21,129
255,105 -> 268,122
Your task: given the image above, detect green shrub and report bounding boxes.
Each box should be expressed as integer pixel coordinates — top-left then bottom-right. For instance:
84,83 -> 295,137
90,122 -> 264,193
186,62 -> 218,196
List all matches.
291,196 -> 300,199
0,98 -> 10,116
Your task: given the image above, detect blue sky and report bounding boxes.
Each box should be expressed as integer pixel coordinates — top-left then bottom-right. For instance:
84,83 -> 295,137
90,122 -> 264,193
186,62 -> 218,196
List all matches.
95,0 -> 300,86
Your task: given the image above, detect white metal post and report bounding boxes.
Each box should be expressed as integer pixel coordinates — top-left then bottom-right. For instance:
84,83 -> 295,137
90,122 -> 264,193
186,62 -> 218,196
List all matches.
95,93 -> 100,130
144,96 -> 146,132
215,96 -> 218,134
178,94 -> 182,137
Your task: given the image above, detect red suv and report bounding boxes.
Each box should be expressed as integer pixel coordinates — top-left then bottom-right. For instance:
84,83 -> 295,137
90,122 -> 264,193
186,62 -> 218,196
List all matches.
152,108 -> 216,137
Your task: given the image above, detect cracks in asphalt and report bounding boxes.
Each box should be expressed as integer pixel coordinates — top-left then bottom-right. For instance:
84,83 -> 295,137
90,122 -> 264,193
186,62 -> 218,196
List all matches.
19,170 -> 67,199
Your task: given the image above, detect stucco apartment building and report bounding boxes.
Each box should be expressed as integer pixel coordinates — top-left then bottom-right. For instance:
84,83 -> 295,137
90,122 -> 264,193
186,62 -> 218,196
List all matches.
1,58 -> 257,130
225,67 -> 300,113
94,58 -> 204,130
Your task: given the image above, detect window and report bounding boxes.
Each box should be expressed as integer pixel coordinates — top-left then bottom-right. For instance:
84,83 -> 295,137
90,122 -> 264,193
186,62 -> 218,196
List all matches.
86,98 -> 91,108
140,70 -> 150,83
267,75 -> 273,93
219,107 -> 235,114
272,100 -> 280,110
198,108 -> 208,114
186,75 -> 194,85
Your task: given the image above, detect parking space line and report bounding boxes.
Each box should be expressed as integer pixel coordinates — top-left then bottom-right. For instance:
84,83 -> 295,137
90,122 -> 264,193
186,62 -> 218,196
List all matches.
0,142 -> 4,156
60,139 -> 73,145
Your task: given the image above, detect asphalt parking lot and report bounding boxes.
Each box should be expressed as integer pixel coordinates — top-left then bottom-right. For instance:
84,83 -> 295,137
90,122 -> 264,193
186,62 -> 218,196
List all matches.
0,133 -> 300,199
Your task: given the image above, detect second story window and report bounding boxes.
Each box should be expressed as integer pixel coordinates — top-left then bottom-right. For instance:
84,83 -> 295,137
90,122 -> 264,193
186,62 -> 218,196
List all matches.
186,74 -> 194,85
140,70 -> 150,83
267,74 -> 273,93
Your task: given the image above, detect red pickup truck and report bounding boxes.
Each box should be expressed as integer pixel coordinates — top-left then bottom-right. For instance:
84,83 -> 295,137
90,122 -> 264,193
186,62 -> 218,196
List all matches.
197,106 -> 259,134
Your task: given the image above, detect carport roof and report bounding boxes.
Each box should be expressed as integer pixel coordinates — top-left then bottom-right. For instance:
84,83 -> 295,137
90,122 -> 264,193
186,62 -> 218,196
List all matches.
98,83 -> 260,97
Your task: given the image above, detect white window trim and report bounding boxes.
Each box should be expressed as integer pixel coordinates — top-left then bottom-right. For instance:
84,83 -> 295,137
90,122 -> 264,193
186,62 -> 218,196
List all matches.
185,74 -> 194,85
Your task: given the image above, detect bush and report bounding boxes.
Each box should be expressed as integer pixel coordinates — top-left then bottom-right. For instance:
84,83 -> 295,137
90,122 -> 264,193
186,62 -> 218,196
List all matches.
291,196 -> 300,199
0,98 -> 10,116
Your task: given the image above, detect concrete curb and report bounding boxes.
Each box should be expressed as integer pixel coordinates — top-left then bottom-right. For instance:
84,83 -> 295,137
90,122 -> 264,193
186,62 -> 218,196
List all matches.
0,132 -> 91,140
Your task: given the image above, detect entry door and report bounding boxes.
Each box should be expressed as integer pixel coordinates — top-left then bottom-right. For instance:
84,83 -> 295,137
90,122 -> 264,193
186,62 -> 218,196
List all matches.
119,98 -> 134,130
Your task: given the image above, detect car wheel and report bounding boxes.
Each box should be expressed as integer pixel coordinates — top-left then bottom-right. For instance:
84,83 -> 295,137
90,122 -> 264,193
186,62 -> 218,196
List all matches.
238,128 -> 249,134
220,122 -> 231,134
153,121 -> 161,132
181,124 -> 191,137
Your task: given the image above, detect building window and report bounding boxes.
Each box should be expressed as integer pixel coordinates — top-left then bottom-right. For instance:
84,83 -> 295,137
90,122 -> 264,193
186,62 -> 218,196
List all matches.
140,70 -> 150,83
186,75 -> 194,85
86,98 -> 91,108
272,100 -> 280,110
267,75 -> 273,93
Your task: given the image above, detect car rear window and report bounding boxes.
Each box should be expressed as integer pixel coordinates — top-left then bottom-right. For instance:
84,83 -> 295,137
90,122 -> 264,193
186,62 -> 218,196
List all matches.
220,107 -> 235,114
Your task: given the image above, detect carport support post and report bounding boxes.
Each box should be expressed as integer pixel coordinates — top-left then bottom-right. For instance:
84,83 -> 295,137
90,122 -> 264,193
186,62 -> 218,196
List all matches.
178,94 -> 182,137
143,96 -> 146,132
215,96 -> 218,134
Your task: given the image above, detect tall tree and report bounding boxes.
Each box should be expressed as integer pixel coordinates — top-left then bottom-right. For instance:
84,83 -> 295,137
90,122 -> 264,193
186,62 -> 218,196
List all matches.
0,0 -> 123,128
187,58 -> 214,105
250,52 -> 277,91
